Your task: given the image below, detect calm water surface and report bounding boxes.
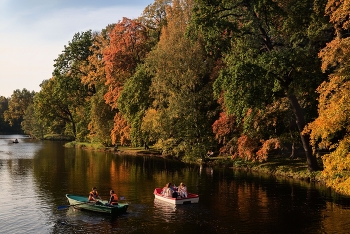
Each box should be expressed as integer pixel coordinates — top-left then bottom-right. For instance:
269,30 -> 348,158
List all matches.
1,135 -> 350,233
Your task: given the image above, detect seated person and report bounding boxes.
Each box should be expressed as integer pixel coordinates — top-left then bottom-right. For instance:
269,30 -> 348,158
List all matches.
88,187 -> 101,202
169,183 -> 178,198
108,190 -> 118,206
178,182 -> 188,198
162,183 -> 173,197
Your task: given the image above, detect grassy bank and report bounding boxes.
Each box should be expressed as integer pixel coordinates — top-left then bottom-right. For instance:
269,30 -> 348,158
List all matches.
203,155 -> 324,182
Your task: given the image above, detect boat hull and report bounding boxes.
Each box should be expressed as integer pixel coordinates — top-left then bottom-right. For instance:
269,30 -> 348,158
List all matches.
153,188 -> 199,205
66,194 -> 128,214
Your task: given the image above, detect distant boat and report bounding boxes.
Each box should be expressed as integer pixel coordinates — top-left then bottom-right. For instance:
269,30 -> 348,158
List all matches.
13,139 -> 19,143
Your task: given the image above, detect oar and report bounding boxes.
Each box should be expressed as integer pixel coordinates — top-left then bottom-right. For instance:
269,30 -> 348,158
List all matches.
57,201 -> 91,210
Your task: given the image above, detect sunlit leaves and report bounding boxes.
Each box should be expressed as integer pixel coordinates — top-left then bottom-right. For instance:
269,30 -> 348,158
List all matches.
319,37 -> 350,73
143,0 -> 217,158
111,112 -> 131,146
103,17 -> 149,109
321,136 -> 350,195
303,0 -> 350,192
306,75 -> 350,149
325,0 -> 350,35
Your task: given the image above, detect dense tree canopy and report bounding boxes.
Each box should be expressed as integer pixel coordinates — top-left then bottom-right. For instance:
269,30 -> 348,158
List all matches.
142,0 -> 218,160
4,89 -> 35,126
0,96 -> 17,134
305,0 -> 350,193
189,0 -> 333,171
4,0 -> 350,194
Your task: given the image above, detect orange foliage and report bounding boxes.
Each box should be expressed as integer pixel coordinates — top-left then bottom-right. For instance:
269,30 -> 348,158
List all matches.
103,17 -> 149,109
320,0 -> 350,73
319,37 -> 350,72
212,112 -> 236,144
325,0 -> 350,32
304,75 -> 350,150
233,135 -> 259,161
111,113 -> 131,146
256,138 -> 281,162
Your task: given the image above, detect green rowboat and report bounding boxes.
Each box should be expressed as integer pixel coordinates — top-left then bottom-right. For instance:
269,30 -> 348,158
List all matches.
66,194 -> 128,214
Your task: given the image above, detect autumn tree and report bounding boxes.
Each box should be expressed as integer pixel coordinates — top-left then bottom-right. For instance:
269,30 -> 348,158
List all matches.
103,17 -> 151,145
143,0 -> 218,160
138,0 -> 172,43
305,0 -> 350,194
190,0 -> 333,171
116,1 -> 174,147
80,26 -> 117,145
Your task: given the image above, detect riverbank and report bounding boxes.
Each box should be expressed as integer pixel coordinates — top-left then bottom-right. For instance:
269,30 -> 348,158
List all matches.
65,141 -> 323,183
64,141 -> 163,156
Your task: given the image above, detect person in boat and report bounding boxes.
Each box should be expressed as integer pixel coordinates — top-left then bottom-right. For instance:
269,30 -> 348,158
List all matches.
162,183 -> 173,197
88,187 -> 101,202
107,190 -> 118,206
169,182 -> 178,198
13,139 -> 19,143
178,182 -> 188,198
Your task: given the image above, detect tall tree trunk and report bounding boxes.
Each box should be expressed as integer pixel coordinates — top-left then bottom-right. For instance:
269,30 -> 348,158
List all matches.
287,94 -> 320,172
67,109 -> 76,138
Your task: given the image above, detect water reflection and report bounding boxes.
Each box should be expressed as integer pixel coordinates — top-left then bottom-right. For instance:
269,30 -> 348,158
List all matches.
54,207 -> 118,233
2,137 -> 350,233
153,199 -> 177,222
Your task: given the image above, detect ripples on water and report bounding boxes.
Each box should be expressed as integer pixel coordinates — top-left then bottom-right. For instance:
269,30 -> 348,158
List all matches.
0,136 -> 51,234
2,136 -> 350,233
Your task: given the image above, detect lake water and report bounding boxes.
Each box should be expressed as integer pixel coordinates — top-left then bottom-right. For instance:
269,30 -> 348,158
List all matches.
1,135 -> 350,233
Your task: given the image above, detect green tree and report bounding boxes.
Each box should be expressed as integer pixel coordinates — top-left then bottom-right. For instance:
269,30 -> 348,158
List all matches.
0,96 -> 13,134
50,30 -> 94,140
22,103 -> 46,139
190,0 -> 333,171
144,0 -> 218,160
118,64 -> 153,146
4,89 -> 35,133
34,78 -> 77,137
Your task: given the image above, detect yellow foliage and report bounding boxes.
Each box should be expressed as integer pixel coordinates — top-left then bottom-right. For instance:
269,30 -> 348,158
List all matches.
321,136 -> 350,195
319,37 -> 350,72
304,75 -> 350,151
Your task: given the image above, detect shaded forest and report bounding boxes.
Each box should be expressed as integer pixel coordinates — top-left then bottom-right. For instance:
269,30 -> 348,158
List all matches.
2,0 -> 350,195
